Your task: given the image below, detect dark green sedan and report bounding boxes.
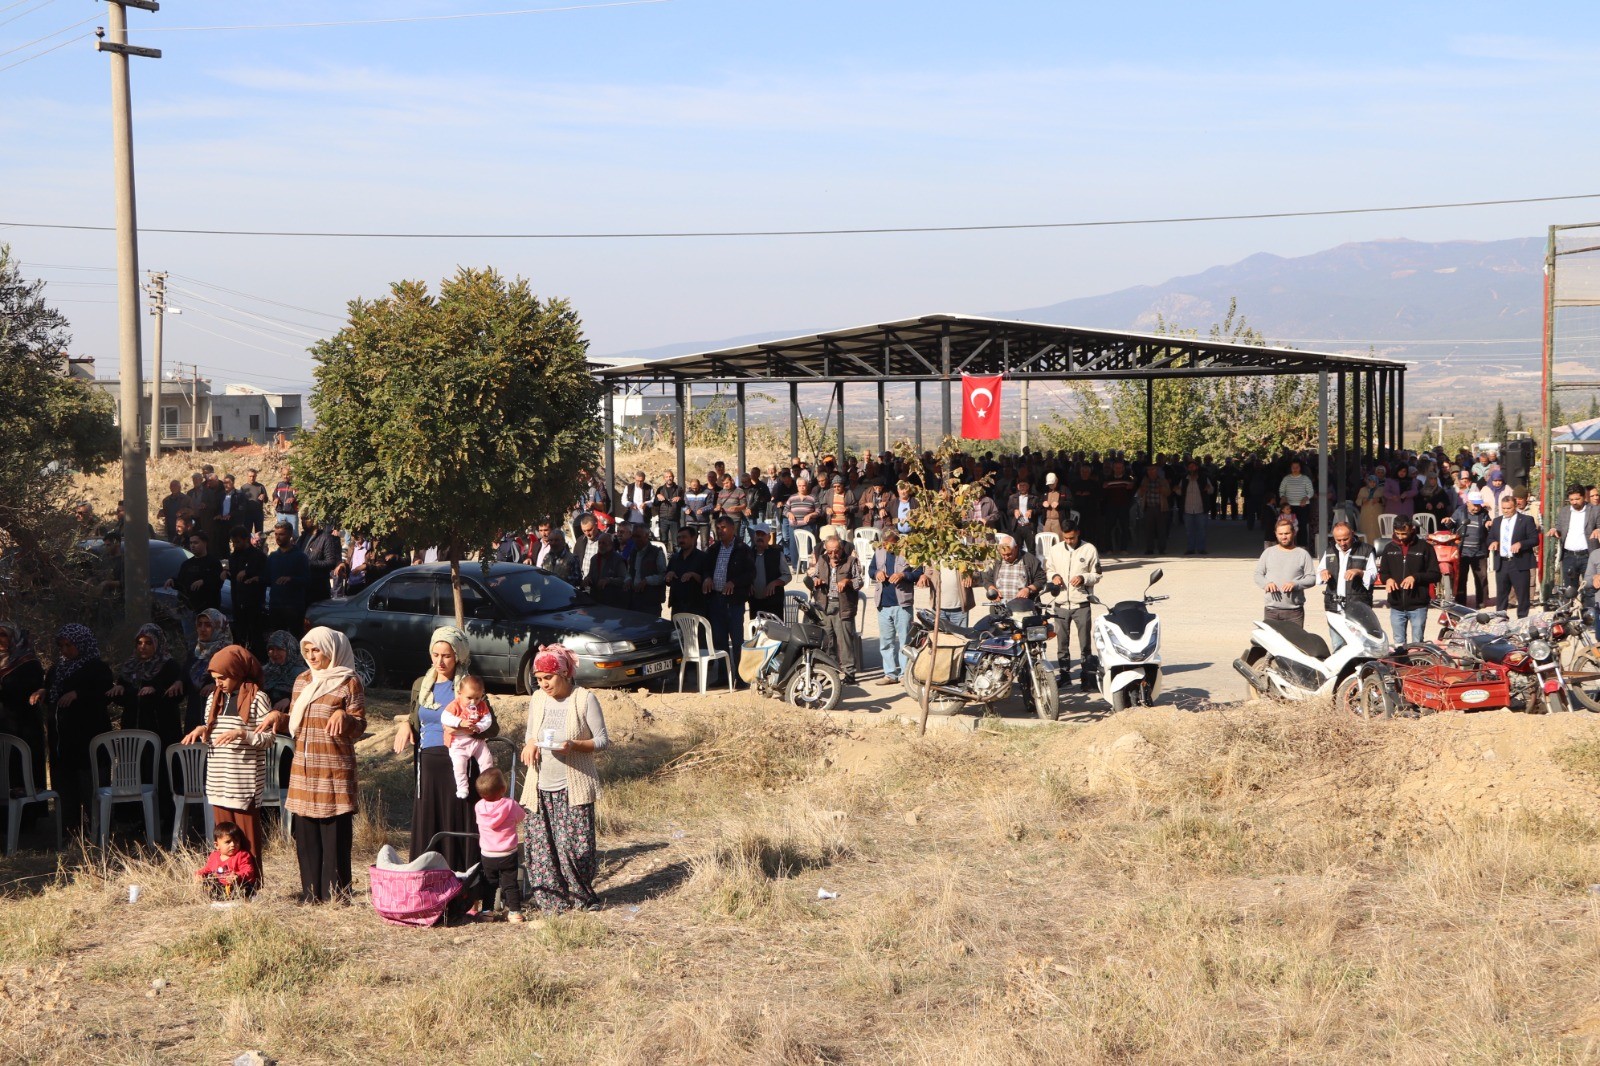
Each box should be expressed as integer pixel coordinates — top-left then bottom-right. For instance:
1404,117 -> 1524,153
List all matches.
305,563 -> 679,692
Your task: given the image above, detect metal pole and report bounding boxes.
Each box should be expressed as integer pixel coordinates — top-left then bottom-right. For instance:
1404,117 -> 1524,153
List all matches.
673,382 -> 686,490
1396,369 -> 1405,452
913,380 -> 923,453
1336,372 -> 1346,500
1145,378 -> 1154,459
834,381 -> 846,461
1377,371 -> 1388,455
735,382 -> 746,478
602,389 -> 616,502
1540,225 -> 1559,593
107,0 -> 153,630
1018,379 -> 1029,452
1365,372 -> 1376,459
877,380 -> 887,456
940,334 -> 952,440
147,271 -> 165,455
788,381 -> 799,464
1317,370 -> 1330,557
191,366 -> 199,457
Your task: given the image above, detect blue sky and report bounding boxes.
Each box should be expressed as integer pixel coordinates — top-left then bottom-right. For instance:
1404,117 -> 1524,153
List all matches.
4,0 -> 1599,391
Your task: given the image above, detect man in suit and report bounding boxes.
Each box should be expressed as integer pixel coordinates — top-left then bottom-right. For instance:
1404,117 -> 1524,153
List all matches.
1006,478 -> 1039,554
1548,484 -> 1600,594
701,515 -> 756,686
1489,494 -> 1539,618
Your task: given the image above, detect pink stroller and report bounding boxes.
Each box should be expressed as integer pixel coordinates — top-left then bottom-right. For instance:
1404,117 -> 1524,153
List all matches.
369,832 -> 482,928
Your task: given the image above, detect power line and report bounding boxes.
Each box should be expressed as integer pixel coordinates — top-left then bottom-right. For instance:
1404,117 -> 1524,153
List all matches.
7,192 -> 1599,241
0,30 -> 83,74
166,272 -> 347,322
0,11 -> 97,58
0,0 -> 59,32
168,285 -> 331,340
177,304 -> 322,357
131,0 -> 669,33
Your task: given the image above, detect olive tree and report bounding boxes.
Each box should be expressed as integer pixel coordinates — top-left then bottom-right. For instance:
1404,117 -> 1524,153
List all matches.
294,267 -> 602,626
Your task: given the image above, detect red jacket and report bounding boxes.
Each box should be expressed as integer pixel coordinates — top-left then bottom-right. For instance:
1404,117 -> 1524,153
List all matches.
198,849 -> 258,886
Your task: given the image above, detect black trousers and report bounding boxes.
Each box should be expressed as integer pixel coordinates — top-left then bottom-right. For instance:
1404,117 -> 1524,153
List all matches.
482,852 -> 522,914
1454,555 -> 1490,607
824,611 -> 860,679
1496,567 -> 1531,619
292,811 -> 353,903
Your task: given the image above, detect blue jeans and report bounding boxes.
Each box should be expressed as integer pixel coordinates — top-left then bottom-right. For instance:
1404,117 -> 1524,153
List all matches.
939,608 -> 967,629
1389,607 -> 1429,645
704,592 -> 745,682
878,604 -> 911,680
1183,511 -> 1207,552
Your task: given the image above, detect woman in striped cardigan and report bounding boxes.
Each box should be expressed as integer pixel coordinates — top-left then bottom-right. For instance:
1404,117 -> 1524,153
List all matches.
283,627 -> 365,904
518,644 -> 609,912
183,645 -> 274,867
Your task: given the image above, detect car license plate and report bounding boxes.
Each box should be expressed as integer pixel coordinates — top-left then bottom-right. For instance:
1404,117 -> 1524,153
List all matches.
644,660 -> 671,676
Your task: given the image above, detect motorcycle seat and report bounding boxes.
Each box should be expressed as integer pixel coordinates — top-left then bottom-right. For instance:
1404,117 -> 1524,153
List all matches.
1263,620 -> 1331,661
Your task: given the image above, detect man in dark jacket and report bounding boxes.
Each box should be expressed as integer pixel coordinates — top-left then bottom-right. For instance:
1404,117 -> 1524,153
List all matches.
663,527 -> 707,618
747,524 -> 792,621
266,521 -> 310,635
585,533 -> 631,609
225,525 -> 269,655
1317,522 -> 1377,647
981,533 -> 1047,602
1444,490 -> 1494,607
170,530 -> 224,615
1488,494 -> 1539,619
1378,518 -> 1442,644
298,515 -> 343,604
806,532 -> 863,684
625,523 -> 668,615
701,515 -> 756,685
653,473 -> 683,546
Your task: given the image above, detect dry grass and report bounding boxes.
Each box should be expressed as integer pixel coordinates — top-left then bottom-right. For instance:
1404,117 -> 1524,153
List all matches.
5,693 -> 1600,1064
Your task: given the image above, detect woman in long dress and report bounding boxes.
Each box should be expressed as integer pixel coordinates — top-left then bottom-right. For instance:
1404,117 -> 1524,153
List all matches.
1355,474 -> 1384,544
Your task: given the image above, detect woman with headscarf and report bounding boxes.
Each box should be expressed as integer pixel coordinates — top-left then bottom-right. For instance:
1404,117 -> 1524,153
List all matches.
109,623 -> 185,830
183,608 -> 232,731
518,644 -> 610,912
184,645 -> 274,866
261,630 -> 305,712
282,626 -> 365,904
0,623 -> 48,799
1355,473 -> 1384,545
393,625 -> 498,878
29,624 -> 114,832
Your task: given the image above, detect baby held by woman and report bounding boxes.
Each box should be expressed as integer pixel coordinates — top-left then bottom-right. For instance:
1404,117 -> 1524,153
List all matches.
442,674 -> 494,798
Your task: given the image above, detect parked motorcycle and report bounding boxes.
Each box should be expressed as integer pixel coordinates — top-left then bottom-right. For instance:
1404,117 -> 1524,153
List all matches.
1089,568 -> 1167,712
1430,599 -> 1571,713
902,594 -> 1060,720
741,598 -> 844,711
1233,595 -> 1388,712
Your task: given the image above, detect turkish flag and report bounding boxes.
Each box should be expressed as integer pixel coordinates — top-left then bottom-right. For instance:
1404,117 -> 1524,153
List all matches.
961,374 -> 1003,440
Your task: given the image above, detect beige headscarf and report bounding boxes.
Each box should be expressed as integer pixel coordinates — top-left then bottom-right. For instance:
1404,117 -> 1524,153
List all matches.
416,625 -> 471,710
288,626 -> 357,737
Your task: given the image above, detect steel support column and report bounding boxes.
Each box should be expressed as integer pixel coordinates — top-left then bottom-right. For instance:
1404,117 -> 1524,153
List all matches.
602,389 -> 616,501
877,379 -> 887,456
914,381 -> 923,452
940,334 -> 952,440
735,382 -> 746,477
835,381 -> 846,461
1317,370 -> 1330,556
1336,372 -> 1347,500
1365,371 -> 1376,459
1145,378 -> 1155,459
789,381 -> 799,463
1396,370 -> 1405,452
675,383 -> 687,489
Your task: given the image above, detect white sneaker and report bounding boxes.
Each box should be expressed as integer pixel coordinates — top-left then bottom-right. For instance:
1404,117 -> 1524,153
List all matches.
507,911 -> 525,923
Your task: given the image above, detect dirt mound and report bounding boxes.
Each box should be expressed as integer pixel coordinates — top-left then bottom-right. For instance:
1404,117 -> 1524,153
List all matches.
1034,703 -> 1600,830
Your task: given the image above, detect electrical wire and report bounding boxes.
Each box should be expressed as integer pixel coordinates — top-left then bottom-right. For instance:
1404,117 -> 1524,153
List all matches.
0,11 -> 96,58
0,0 -> 58,32
177,319 -> 317,362
0,30 -> 82,74
168,285 -> 331,340
166,273 -> 347,322
133,0 -> 668,33
177,305 -> 322,357
7,192 -> 1599,241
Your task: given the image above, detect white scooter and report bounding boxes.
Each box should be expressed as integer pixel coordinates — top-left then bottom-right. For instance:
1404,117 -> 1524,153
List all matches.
1088,569 -> 1167,712
1232,597 -> 1389,710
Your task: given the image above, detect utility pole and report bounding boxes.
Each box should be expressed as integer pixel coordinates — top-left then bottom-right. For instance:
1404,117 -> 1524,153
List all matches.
96,0 -> 161,634
1428,413 -> 1455,448
191,364 -> 201,457
1019,380 -> 1030,451
145,270 -> 167,454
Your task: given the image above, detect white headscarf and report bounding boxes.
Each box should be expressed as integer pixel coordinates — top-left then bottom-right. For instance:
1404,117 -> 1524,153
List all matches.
288,626 -> 357,737
416,625 -> 471,710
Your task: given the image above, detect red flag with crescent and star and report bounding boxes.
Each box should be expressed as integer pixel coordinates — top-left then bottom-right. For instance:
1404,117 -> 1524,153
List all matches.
961,374 -> 1003,440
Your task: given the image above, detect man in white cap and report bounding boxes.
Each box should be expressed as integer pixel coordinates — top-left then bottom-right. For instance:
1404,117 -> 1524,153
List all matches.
1445,487 -> 1493,607
747,523 -> 791,619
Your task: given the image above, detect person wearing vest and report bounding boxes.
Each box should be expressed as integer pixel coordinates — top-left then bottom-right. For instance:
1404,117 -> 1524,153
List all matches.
652,473 -> 683,546
624,523 -> 668,616
1444,489 -> 1494,607
747,524 -> 792,620
1317,522 -> 1378,647
663,527 -> 708,619
869,531 -> 922,686
806,533 -> 864,685
518,644 -> 609,913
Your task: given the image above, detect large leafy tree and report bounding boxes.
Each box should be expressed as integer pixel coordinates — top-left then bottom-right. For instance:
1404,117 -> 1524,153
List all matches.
0,244 -> 118,573
294,267 -> 602,625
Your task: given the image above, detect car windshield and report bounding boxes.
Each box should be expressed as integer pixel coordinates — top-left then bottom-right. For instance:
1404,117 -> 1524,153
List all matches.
484,570 -> 580,613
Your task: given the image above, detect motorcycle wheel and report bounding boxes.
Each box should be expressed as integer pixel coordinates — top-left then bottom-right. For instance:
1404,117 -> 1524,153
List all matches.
1356,673 -> 1397,720
1333,673 -> 1361,717
1393,643 -> 1447,666
1108,685 -> 1131,714
785,663 -> 842,711
1240,646 -> 1269,700
1566,649 -> 1600,713
1031,662 -> 1061,722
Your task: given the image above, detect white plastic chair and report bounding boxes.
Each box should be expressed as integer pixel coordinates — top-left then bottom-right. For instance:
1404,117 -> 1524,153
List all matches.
1035,532 -> 1061,558
166,743 -> 213,849
791,528 -> 818,574
783,590 -> 808,625
674,612 -> 732,694
1412,512 -> 1437,535
89,729 -> 159,849
259,734 -> 294,837
0,733 -> 60,856
1378,513 -> 1398,539
852,527 -> 881,572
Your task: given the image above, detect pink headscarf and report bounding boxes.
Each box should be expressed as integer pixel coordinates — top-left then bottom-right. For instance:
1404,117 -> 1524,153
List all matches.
533,643 -> 578,680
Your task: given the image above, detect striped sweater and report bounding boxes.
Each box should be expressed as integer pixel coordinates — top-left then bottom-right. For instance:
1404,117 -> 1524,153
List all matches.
203,691 -> 273,809
286,674 -> 365,819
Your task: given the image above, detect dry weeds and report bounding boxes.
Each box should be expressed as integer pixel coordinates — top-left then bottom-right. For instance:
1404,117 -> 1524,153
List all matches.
4,693 -> 1600,1064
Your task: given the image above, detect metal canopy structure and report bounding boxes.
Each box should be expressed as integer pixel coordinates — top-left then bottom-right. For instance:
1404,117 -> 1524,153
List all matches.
594,313 -> 1408,554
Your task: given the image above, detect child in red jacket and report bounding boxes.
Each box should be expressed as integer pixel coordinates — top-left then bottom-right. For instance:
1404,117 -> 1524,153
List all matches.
195,821 -> 259,899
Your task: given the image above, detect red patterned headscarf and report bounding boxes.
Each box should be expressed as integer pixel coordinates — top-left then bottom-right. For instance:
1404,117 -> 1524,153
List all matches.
532,644 -> 578,680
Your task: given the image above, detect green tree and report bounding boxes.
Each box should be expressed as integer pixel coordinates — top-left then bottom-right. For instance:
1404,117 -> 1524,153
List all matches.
1491,401 -> 1508,442
892,438 -> 997,736
1551,397 -> 1567,430
0,244 -> 118,576
293,267 -> 602,626
1514,411 -> 1526,433
1588,395 -> 1599,420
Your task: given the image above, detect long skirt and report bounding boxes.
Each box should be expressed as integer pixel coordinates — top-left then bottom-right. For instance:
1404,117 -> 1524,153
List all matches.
525,787 -> 598,912
411,746 -> 481,872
